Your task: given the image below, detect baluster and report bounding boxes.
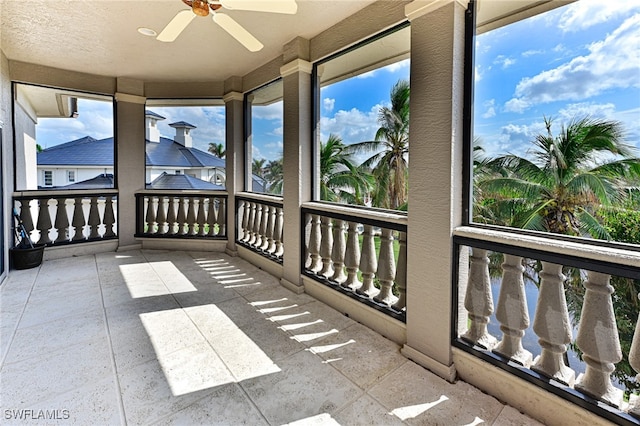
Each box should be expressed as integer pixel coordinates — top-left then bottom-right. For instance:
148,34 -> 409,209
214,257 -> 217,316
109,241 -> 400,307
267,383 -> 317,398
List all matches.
627,293 -> 640,418
266,206 -> 277,254
207,198 -> 217,236
493,254 -> 532,366
575,271 -> 623,407
245,202 -> 256,243
356,224 -> 378,298
196,197 -> 207,236
392,231 -> 407,311
274,207 -> 284,258
88,197 -> 101,239
18,199 -> 35,234
240,201 -> 251,242
260,205 -> 272,251
237,200 -> 249,241
72,197 -> 85,241
145,196 -> 157,235
256,203 -> 267,249
531,262 -> 575,385
54,198 -> 70,243
218,198 -> 226,237
341,221 -> 361,290
251,204 -> 263,246
36,198 -> 52,244
307,214 -> 322,272
186,197 -> 197,235
155,196 -> 167,236
374,228 -> 397,306
329,220 -> 347,284
176,197 -> 187,235
318,216 -> 334,278
166,197 -> 177,235
103,196 -> 116,238
461,248 -> 497,350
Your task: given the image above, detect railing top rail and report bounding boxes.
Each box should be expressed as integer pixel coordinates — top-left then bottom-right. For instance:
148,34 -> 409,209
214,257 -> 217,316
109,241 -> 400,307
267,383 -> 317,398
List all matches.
454,226 -> 640,278
13,189 -> 119,198
302,201 -> 407,230
236,192 -> 283,205
136,190 -> 228,197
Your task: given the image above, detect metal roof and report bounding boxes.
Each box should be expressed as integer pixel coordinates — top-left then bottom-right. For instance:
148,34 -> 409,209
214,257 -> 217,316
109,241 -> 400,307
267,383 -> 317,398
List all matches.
147,172 -> 225,190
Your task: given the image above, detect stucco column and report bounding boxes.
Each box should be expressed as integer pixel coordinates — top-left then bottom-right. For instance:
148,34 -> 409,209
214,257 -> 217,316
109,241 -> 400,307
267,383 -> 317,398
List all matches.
280,58 -> 312,292
401,0 -> 468,381
223,85 -> 244,255
115,81 -> 146,250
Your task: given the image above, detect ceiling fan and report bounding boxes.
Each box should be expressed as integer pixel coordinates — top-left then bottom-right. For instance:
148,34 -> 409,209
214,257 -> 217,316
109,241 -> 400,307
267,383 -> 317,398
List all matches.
157,0 -> 298,52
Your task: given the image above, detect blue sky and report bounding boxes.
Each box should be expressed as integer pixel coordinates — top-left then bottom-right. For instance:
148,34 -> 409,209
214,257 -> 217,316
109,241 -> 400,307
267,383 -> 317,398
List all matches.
474,0 -> 640,159
36,1 -> 639,166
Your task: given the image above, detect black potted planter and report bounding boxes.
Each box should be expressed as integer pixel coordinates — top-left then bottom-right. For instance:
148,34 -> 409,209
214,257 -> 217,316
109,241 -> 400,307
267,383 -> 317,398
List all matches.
10,207 -> 45,270
10,243 -> 45,270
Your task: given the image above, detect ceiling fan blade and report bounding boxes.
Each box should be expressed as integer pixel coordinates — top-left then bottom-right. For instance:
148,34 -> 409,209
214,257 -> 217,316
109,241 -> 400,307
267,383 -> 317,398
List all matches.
157,10 -> 196,42
213,13 -> 264,52
220,0 -> 297,14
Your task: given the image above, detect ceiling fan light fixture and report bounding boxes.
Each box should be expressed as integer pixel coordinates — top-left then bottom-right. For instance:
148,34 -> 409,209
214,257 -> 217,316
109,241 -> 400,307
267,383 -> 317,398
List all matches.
192,0 -> 210,16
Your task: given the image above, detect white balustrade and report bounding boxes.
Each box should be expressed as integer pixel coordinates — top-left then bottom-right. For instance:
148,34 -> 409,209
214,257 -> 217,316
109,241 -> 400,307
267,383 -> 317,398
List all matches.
531,261 -> 575,385
373,228 -> 397,306
575,271 -> 623,407
356,224 -> 379,298
318,216 -> 334,278
493,254 -> 532,366
14,194 -> 118,245
341,221 -> 362,291
462,248 -> 497,350
329,220 -> 347,284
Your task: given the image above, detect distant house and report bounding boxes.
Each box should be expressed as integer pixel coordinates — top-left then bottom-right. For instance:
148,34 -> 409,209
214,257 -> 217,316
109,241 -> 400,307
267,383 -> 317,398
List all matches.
36,111 -> 227,189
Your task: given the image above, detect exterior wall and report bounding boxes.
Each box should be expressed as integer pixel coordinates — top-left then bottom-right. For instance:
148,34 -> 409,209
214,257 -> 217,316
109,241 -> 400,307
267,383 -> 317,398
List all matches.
1,49 -> 12,280
115,88 -> 145,249
13,101 -> 37,190
36,166 -> 114,188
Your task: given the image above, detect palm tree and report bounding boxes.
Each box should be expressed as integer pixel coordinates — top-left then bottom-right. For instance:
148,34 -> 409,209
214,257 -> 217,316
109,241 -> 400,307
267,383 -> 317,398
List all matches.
263,158 -> 283,195
350,79 -> 409,210
252,158 -> 266,178
477,116 -> 640,239
208,143 -> 225,158
319,134 -> 373,205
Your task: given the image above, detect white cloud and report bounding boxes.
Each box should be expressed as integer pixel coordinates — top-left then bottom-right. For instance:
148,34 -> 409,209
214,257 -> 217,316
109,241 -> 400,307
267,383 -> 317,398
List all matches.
37,98 -> 114,148
522,49 -> 544,57
320,105 -> 380,146
323,97 -> 335,113
482,99 -> 496,119
356,70 -> 377,79
505,14 -> 640,113
475,65 -> 484,82
558,0 -> 640,32
557,102 -> 616,121
151,105 -> 226,152
252,101 -> 283,120
384,59 -> 410,73
494,55 -> 516,69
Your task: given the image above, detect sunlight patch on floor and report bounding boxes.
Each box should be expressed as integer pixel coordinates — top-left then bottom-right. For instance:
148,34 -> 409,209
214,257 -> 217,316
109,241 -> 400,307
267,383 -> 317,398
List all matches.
290,329 -> 339,343
390,395 -> 449,420
141,305 -> 280,396
308,339 -> 356,354
120,261 -> 196,298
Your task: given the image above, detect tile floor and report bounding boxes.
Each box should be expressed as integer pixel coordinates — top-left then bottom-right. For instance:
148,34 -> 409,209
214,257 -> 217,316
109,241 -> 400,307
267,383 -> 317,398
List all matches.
0,250 -> 542,425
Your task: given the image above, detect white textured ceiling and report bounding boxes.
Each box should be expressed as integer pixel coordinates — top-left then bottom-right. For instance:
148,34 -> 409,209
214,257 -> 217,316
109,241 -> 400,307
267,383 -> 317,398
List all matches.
0,0 -> 376,82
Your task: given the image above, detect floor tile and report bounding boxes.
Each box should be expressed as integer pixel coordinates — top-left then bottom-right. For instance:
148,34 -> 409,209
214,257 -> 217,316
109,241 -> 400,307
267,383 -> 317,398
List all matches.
369,361 -> 504,426
493,405 -> 544,426
4,310 -> 106,365
153,383 -> 267,426
335,393 -> 405,426
0,338 -> 112,408
240,349 -> 362,425
308,322 -> 407,390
